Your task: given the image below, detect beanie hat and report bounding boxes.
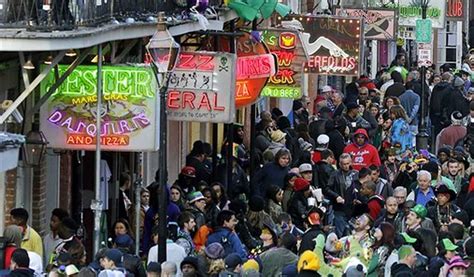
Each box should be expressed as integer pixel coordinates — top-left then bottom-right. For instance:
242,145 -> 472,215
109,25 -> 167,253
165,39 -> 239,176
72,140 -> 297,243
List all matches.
298,138 -> 313,152
453,76 -> 465,87
297,250 -> 320,272
147,262 -> 161,273
293,100 -> 303,111
293,177 -> 310,192
249,196 -> 265,212
180,256 -> 198,270
451,111 -> 463,125
115,234 -> 134,248
188,191 -> 206,204
224,253 -> 243,270
104,249 -> 123,266
317,134 -> 329,144
204,242 -> 225,259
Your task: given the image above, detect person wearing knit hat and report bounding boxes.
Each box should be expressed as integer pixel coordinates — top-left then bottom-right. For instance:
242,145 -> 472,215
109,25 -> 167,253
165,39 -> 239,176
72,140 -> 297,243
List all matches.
437,147 -> 452,164
180,256 -> 199,276
204,242 -> 225,259
287,178 -> 312,230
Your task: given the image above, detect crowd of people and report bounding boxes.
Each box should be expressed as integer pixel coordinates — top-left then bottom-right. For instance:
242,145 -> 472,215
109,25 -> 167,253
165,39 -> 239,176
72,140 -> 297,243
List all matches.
3,54 -> 474,276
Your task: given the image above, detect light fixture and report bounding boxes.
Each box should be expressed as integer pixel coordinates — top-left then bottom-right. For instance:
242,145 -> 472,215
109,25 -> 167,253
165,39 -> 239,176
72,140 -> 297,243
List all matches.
22,124 -> 48,167
91,55 -> 105,63
23,55 -> 35,70
66,49 -> 77,57
44,55 -> 53,65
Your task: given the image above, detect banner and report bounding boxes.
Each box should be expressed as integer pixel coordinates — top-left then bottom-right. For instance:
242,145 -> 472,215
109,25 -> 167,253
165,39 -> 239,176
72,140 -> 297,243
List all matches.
167,51 -> 236,123
397,0 -> 446,29
260,29 -> 306,98
335,8 -> 397,40
40,65 -> 159,151
278,15 -> 363,76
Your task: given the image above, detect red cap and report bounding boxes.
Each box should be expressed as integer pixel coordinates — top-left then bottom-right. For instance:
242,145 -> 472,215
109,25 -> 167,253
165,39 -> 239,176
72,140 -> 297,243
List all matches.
293,177 -> 310,192
181,166 -> 196,178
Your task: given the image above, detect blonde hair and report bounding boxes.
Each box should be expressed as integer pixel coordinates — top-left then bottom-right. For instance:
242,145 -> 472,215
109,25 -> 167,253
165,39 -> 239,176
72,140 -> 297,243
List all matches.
208,259 -> 225,275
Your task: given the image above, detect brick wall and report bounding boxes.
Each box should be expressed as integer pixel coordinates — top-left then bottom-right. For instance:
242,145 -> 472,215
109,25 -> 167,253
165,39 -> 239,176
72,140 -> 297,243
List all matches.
4,168 -> 17,226
32,161 -> 47,237
59,152 -> 72,212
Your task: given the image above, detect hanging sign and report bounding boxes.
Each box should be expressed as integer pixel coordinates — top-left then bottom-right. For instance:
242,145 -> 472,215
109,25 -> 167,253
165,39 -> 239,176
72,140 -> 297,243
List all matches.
40,65 -> 159,151
445,0 -> 465,19
260,29 -> 306,99
278,15 -> 363,76
335,8 -> 397,40
167,51 -> 236,123
397,0 -> 446,29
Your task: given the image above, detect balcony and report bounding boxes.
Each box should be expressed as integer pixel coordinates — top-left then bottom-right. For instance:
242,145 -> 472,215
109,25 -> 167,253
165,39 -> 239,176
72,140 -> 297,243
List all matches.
0,0 -> 170,31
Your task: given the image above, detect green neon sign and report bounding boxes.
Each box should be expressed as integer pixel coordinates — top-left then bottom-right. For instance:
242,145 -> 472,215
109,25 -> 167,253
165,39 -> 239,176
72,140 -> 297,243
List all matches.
41,65 -> 156,105
261,87 -> 301,99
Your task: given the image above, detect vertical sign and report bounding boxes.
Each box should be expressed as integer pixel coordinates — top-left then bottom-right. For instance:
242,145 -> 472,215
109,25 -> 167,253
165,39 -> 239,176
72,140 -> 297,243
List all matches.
260,29 -> 306,98
416,19 -> 432,43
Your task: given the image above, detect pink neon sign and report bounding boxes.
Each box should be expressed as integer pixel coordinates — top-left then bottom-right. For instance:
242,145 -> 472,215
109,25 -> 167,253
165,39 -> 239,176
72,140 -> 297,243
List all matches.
236,54 -> 277,80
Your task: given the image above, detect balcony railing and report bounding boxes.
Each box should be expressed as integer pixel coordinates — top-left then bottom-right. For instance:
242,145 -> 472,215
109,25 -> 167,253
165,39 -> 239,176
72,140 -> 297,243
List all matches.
0,0 -> 169,31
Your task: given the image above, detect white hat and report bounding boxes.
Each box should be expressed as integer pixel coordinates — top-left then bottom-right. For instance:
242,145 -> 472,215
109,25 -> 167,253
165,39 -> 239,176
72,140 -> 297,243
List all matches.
298,163 -> 312,173
317,134 -> 330,144
321,85 -> 333,93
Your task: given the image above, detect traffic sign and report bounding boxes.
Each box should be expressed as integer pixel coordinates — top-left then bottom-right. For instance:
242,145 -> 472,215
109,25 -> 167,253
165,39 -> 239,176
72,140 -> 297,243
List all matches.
417,43 -> 432,67
416,19 -> 432,43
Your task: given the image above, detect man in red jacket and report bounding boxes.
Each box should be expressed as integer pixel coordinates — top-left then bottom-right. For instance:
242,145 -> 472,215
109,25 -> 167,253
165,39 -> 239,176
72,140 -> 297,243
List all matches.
343,128 -> 381,171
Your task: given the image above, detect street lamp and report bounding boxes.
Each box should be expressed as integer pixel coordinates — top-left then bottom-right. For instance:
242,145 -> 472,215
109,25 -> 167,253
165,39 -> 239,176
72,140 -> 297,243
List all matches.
416,0 -> 430,150
145,11 -> 180,263
23,125 -> 48,167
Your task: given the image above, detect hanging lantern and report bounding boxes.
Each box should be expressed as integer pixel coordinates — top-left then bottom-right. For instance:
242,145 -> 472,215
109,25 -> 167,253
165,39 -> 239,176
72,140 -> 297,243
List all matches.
22,127 -> 48,167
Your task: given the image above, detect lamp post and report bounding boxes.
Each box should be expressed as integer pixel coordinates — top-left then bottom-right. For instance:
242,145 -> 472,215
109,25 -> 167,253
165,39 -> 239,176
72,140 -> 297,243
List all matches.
146,12 -> 180,263
416,0 -> 430,150
23,124 -> 48,166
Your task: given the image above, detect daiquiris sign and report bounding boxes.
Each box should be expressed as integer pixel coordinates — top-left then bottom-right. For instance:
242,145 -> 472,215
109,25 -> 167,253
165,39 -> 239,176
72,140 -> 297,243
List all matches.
167,51 -> 236,123
40,65 -> 159,151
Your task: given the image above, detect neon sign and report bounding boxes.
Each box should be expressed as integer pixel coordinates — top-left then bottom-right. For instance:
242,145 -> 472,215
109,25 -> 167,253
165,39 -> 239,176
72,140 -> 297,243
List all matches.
277,16 -> 362,76
260,29 -> 305,98
167,52 -> 236,123
236,54 -> 277,80
446,0 -> 464,19
335,8 -> 397,40
40,65 -> 159,151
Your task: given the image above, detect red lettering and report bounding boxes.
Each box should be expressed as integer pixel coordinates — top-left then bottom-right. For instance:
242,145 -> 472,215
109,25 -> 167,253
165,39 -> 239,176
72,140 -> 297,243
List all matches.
213,93 -> 225,111
177,54 -> 195,69
195,55 -> 215,71
182,91 -> 196,109
167,91 -> 180,109
197,93 -> 211,111
447,0 -> 463,17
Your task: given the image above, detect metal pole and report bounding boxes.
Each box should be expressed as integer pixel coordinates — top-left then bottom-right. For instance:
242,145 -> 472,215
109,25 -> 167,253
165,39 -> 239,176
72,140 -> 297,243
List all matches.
157,73 -> 170,263
226,20 -> 236,188
416,3 -> 429,150
93,44 -> 103,255
134,177 -> 141,256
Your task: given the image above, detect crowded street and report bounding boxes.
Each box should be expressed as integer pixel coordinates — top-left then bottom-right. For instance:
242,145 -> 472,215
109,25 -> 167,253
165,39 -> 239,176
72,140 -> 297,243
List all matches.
0,0 -> 473,276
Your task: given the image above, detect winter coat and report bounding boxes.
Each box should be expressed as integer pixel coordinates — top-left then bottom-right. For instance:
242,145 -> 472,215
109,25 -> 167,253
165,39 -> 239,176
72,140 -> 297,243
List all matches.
267,199 -> 283,223
435,125 -> 467,153
9,268 -> 35,277
186,156 -> 212,184
299,225 -> 324,255
287,191 -> 309,230
206,227 -> 247,260
215,162 -> 249,200
391,263 -> 414,277
385,82 -> 406,98
430,82 -> 452,116
343,129 -> 381,171
260,247 -> 298,277
326,121 -> 347,160
314,160 -> 335,188
252,162 -> 289,197
344,114 -> 372,135
391,118 -> 413,152
442,87 -> 470,119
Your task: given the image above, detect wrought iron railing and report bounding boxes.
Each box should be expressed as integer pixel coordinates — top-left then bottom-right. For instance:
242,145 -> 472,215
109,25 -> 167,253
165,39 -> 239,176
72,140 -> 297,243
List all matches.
0,0 -> 168,31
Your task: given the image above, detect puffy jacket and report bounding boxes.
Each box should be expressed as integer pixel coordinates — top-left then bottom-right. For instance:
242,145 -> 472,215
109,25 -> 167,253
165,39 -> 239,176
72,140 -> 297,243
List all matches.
343,129 -> 381,171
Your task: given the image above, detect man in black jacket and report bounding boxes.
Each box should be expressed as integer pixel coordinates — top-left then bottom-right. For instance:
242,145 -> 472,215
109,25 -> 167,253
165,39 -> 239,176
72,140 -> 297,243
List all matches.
315,149 -> 335,188
430,72 -> 454,135
391,245 -> 417,277
325,153 -> 359,237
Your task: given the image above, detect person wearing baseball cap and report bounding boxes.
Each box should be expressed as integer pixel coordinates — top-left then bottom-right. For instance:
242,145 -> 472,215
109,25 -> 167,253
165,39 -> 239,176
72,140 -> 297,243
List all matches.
287,178 -> 312,230
405,204 -> 427,232
173,166 -> 197,194
438,238 -> 459,267
298,163 -> 313,183
311,134 -> 330,163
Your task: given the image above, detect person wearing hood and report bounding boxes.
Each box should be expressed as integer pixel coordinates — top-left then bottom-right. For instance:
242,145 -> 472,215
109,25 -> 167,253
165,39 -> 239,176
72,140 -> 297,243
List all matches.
297,250 -> 321,277
344,103 -> 372,135
260,232 -> 298,276
343,128 -> 381,171
259,223 -> 279,253
391,245 -> 417,277
436,111 -> 467,153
